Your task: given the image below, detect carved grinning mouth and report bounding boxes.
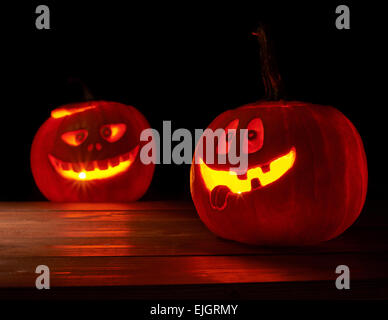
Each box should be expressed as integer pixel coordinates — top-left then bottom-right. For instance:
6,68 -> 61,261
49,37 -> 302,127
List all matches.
199,148 -> 296,210
48,145 -> 139,181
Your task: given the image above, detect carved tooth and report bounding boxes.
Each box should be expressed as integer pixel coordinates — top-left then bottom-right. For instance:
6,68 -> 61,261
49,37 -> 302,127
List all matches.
121,152 -> 130,161
61,162 -> 70,171
237,172 -> 247,180
85,161 -> 94,171
261,163 -> 271,173
97,159 -> 108,170
251,178 -> 261,190
72,163 -> 81,172
109,156 -> 120,167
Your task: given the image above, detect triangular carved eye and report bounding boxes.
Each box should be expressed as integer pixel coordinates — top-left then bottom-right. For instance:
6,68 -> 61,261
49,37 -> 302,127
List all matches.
217,119 -> 239,155
243,117 -> 264,154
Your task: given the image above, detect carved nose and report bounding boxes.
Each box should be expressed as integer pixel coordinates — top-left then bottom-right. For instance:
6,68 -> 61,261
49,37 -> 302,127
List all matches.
87,143 -> 103,151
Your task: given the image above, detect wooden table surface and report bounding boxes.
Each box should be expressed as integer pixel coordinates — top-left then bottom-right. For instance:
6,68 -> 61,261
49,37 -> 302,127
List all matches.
0,201 -> 387,300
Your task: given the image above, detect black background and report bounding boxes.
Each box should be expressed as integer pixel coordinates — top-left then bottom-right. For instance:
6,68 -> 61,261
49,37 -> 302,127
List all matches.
1,1 -> 385,206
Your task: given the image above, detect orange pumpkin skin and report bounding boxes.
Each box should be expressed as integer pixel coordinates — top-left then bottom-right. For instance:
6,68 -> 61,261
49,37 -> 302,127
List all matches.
190,101 -> 368,246
31,101 -> 154,202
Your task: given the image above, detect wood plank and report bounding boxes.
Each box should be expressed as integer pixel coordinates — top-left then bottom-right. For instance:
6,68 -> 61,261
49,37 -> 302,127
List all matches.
0,253 -> 387,288
0,204 -> 387,257
2,201 -> 385,227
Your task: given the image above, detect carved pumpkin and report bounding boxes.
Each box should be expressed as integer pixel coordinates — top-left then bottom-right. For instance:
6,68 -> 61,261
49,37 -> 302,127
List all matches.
190,26 -> 368,245
31,101 -> 154,202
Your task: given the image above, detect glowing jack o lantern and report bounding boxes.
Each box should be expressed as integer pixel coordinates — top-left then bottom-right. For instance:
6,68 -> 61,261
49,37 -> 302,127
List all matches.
190,27 -> 368,246
31,101 -> 155,202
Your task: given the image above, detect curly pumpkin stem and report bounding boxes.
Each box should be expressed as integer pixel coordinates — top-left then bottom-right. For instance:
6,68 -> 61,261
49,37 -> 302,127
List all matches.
253,24 -> 283,100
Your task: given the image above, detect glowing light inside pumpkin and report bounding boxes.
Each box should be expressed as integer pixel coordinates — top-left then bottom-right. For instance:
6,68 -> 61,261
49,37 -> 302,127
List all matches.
199,147 -> 296,194
51,105 -> 96,119
48,145 -> 139,181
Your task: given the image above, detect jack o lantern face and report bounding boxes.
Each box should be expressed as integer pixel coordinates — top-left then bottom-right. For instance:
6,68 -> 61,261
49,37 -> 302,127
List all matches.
199,147 -> 296,210
195,114 -> 296,210
49,121 -> 139,182
31,101 -> 155,202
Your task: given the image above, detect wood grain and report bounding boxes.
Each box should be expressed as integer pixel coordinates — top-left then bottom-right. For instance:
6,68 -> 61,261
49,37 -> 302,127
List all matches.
0,201 -> 387,299
1,203 -> 387,258
1,253 -> 388,287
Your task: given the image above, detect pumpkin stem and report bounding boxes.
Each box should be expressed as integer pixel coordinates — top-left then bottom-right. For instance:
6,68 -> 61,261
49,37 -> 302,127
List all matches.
67,77 -> 94,101
252,24 -> 283,100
